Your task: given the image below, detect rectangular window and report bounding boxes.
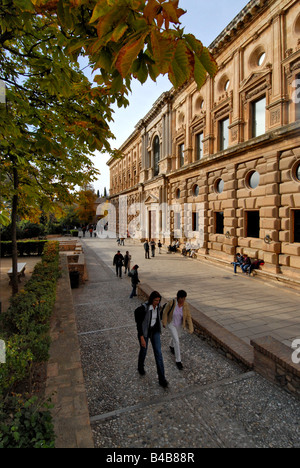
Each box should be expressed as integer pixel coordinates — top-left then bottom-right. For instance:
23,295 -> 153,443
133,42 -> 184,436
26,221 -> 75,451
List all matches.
192,212 -> 199,231
215,212 -> 224,235
246,211 -> 260,238
252,96 -> 266,137
293,210 -> 300,243
179,143 -> 185,167
195,132 -> 203,160
219,117 -> 229,151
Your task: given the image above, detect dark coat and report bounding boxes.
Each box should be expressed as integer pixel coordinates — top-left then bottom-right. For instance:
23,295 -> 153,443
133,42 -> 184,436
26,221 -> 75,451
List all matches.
135,301 -> 162,339
113,253 -> 124,266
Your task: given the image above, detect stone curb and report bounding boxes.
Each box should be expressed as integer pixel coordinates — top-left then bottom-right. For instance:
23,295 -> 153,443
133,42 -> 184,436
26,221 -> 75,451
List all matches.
45,255 -> 94,449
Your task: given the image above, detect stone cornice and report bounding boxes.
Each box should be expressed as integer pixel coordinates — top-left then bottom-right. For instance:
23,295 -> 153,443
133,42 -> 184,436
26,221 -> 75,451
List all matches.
209,0 -> 271,55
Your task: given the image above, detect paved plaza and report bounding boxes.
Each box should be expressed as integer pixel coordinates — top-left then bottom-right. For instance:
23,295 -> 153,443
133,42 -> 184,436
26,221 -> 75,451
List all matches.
80,238 -> 300,347
71,238 -> 300,448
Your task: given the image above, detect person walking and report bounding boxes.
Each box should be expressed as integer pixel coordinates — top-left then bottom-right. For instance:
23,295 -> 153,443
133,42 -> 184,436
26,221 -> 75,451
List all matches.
124,251 -> 131,275
158,240 -> 162,254
150,239 -> 156,257
113,250 -> 124,278
162,290 -> 194,370
144,240 -> 150,259
129,265 -> 140,298
135,291 -> 168,388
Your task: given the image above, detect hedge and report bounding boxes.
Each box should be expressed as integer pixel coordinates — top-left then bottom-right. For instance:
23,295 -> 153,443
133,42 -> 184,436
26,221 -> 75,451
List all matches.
0,240 -> 48,258
0,241 -> 60,448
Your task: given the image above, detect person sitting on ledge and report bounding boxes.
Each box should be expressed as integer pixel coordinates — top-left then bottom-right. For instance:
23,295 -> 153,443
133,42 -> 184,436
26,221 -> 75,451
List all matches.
231,253 -> 243,274
248,259 -> 265,276
241,255 -> 251,274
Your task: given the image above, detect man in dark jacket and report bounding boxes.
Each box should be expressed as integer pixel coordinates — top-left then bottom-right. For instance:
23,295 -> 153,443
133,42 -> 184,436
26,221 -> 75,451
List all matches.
144,240 -> 150,259
129,265 -> 140,298
113,251 -> 124,278
134,291 -> 168,388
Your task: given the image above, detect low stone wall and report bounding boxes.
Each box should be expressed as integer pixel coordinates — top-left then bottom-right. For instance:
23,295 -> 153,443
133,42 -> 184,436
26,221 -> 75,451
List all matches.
68,253 -> 88,284
59,241 -> 88,285
59,241 -> 79,252
251,336 -> 300,399
46,255 -> 94,448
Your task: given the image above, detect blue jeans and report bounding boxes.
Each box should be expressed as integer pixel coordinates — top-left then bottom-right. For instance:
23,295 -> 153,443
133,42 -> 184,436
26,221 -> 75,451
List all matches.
242,264 -> 250,274
232,262 -> 241,273
138,329 -> 165,381
130,284 -> 137,298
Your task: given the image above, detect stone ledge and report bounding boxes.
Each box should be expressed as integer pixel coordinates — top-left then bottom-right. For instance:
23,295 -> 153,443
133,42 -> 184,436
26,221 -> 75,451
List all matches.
251,336 -> 300,378
251,336 -> 300,377
46,255 -> 94,448
251,336 -> 300,398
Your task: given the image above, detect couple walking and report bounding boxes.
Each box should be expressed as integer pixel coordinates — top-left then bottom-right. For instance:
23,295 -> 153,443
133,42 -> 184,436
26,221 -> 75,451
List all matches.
135,290 -> 194,388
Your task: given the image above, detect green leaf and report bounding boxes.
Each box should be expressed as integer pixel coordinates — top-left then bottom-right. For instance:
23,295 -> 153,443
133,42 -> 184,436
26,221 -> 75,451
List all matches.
168,40 -> 191,88
116,34 -> 147,78
150,31 -> 175,74
57,0 -> 74,29
13,0 -> 35,12
89,2 -> 110,24
0,210 -> 11,227
133,57 -> 148,84
194,55 -> 207,89
112,23 -> 129,42
199,46 -> 218,78
184,34 -> 203,57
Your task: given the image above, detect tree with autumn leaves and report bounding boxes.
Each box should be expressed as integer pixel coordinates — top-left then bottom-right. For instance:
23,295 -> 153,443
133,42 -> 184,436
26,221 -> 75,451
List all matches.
0,0 -> 217,293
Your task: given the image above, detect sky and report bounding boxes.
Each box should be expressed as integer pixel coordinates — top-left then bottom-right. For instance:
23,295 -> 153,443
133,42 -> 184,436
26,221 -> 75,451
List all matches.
91,0 -> 249,196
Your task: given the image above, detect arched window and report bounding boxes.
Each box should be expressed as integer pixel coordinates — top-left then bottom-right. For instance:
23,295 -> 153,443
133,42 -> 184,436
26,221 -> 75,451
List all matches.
153,136 -> 160,176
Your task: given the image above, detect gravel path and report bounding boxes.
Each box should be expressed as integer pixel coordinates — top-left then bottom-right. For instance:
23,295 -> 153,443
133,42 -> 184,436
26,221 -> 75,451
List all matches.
72,241 -> 300,449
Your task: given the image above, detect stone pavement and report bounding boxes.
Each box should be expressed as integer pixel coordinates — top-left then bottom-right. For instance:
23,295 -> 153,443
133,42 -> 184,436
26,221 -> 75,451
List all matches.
72,239 -> 300,448
80,238 -> 300,347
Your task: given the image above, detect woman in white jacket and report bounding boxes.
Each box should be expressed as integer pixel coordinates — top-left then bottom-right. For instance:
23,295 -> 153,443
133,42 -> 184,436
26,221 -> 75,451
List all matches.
162,290 -> 194,370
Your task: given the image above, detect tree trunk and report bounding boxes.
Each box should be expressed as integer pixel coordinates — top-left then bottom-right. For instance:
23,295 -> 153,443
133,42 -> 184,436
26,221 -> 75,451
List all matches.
11,161 -> 19,295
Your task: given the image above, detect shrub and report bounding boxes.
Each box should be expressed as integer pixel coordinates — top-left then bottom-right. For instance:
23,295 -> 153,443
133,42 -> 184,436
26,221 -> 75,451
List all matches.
0,395 -> 55,448
0,240 -> 47,257
70,229 -> 79,237
0,241 -> 60,447
0,335 -> 34,396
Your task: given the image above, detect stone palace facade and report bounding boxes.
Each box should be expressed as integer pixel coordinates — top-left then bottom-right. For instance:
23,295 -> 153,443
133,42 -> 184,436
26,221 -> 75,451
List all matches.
107,0 -> 300,284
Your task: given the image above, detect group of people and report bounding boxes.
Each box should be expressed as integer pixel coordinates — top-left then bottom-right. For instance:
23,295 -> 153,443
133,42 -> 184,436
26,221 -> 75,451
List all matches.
232,253 -> 265,276
143,239 -> 163,258
78,224 -> 97,238
113,247 -> 194,388
113,250 -> 140,299
111,241 -> 267,390
168,240 -> 180,252
168,240 -> 198,258
135,290 -> 194,388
